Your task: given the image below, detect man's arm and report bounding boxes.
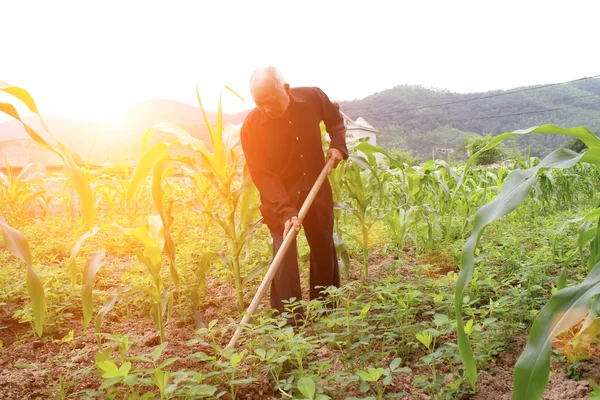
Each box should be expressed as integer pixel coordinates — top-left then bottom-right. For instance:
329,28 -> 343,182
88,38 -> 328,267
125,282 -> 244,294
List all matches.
314,87 -> 349,160
240,120 -> 298,227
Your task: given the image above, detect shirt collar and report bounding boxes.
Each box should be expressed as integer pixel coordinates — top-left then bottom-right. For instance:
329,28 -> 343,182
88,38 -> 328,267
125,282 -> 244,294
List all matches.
258,90 -> 305,125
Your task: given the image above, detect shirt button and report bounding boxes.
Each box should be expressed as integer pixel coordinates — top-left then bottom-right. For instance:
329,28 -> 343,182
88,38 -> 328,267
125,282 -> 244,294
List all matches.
296,137 -> 299,140
297,191 -> 301,194
303,172 -> 306,176
289,121 -> 292,124
300,154 -> 304,158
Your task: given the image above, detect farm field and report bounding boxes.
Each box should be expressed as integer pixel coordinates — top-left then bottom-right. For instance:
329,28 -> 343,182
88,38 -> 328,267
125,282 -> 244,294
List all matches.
2,85 -> 600,400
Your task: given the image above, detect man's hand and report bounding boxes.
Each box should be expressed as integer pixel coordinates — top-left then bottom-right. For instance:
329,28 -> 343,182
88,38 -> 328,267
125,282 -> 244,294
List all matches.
283,216 -> 301,237
326,148 -> 344,175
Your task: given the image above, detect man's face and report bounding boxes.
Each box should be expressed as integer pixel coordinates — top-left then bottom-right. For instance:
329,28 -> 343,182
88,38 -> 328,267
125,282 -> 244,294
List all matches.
251,81 -> 290,119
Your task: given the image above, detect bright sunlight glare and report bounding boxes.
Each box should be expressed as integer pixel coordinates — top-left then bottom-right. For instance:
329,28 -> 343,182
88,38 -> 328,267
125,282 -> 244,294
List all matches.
2,0 -> 599,124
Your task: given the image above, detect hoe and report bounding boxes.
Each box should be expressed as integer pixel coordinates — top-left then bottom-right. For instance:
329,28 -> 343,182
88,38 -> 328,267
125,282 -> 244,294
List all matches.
227,159 -> 334,348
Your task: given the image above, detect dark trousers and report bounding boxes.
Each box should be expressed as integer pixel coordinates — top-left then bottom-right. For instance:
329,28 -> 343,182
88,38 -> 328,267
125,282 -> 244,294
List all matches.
269,192 -> 340,317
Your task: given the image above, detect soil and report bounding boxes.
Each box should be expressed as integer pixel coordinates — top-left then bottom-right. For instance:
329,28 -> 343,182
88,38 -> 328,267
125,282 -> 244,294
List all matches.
1,253 -> 599,399
470,337 -> 600,400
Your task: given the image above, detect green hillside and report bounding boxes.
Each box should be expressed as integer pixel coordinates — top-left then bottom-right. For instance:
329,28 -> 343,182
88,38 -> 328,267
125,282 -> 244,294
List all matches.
340,77 -> 600,159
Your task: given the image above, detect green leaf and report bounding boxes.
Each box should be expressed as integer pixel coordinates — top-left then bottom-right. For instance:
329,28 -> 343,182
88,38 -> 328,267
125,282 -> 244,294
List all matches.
99,376 -> 122,390
119,362 -> 132,376
456,148 -> 583,390
359,380 -> 371,392
0,214 -> 32,265
123,374 -> 138,387
416,330 -> 432,350
357,370 -> 377,382
153,342 -> 169,362
82,250 -> 105,328
68,226 -> 100,287
513,261 -> 600,400
254,348 -> 266,359
126,143 -> 169,208
158,357 -> 179,370
360,303 -> 371,319
230,353 -> 242,369
557,267 -> 568,291
367,368 -> 383,381
61,145 -> 96,231
95,292 -> 118,335
589,380 -> 600,400
0,215 -> 46,337
97,360 -> 120,377
242,261 -> 267,287
0,102 -> 60,157
151,157 -> 180,288
26,264 -> 46,337
390,358 -> 402,371
297,376 -> 316,399
0,84 -> 97,231
188,385 -> 218,396
433,313 -> 449,327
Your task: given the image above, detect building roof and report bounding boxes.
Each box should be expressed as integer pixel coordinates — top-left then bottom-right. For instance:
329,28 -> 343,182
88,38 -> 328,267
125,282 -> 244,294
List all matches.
339,112 -> 379,133
353,117 -> 378,132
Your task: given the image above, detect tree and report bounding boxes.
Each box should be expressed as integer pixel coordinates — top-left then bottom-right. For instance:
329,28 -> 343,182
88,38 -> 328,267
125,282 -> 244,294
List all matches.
388,148 -> 421,166
464,134 -> 506,165
562,138 -> 587,153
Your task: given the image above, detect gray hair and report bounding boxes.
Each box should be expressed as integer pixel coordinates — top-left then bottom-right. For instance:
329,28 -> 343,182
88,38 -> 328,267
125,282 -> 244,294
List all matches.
249,66 -> 287,91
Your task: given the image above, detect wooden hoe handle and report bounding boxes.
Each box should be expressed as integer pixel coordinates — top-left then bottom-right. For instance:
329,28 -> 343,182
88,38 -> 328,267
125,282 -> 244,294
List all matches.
226,160 -> 333,348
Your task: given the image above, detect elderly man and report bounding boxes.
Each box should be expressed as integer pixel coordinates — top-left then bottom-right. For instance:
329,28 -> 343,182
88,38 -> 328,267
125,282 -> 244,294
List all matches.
240,66 -> 348,324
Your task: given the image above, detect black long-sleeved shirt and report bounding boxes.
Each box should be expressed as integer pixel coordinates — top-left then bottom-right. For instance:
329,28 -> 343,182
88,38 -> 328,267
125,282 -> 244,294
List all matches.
240,86 -> 348,232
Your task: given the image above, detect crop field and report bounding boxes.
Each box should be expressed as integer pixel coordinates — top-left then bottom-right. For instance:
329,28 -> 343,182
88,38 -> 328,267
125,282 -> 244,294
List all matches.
2,84 -> 600,399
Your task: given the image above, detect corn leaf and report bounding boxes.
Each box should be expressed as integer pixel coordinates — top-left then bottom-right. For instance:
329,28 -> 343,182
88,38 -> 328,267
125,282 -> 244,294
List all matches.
82,250 -> 106,328
151,157 -> 179,287
213,90 -> 225,174
148,123 -> 209,154
112,218 -> 164,283
0,214 -> 33,266
557,267 -> 568,291
0,103 -> 61,161
59,144 -> 96,231
95,292 -> 118,335
447,125 -> 600,242
68,226 -> 101,286
0,84 -> 97,231
25,264 -> 46,337
126,142 -> 169,208
456,148 -> 584,390
513,262 -> 600,400
0,214 -> 46,337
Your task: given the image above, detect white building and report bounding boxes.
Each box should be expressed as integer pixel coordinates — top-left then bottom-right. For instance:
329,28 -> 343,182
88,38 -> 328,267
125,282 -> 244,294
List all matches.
341,113 -> 378,146
324,112 -> 378,145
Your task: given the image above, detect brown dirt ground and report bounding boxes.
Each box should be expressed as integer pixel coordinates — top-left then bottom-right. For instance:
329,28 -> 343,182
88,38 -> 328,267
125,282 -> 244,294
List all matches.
469,336 -> 600,400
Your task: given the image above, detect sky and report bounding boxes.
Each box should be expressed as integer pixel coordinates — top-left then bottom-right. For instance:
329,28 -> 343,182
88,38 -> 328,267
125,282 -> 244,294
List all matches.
1,0 -> 599,122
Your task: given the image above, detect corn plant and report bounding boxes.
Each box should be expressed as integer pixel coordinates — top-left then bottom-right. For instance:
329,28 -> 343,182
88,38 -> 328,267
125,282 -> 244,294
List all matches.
0,212 -> 46,336
0,162 -> 48,224
82,249 -> 106,328
0,82 -> 96,232
337,154 -> 385,278
450,124 -> 600,399
112,215 -> 171,342
127,87 -> 262,314
330,161 -> 353,281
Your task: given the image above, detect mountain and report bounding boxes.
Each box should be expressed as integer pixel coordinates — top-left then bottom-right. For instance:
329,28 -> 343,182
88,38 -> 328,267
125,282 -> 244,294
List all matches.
0,99 -> 250,166
5,79 -> 600,167
339,77 -> 600,158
